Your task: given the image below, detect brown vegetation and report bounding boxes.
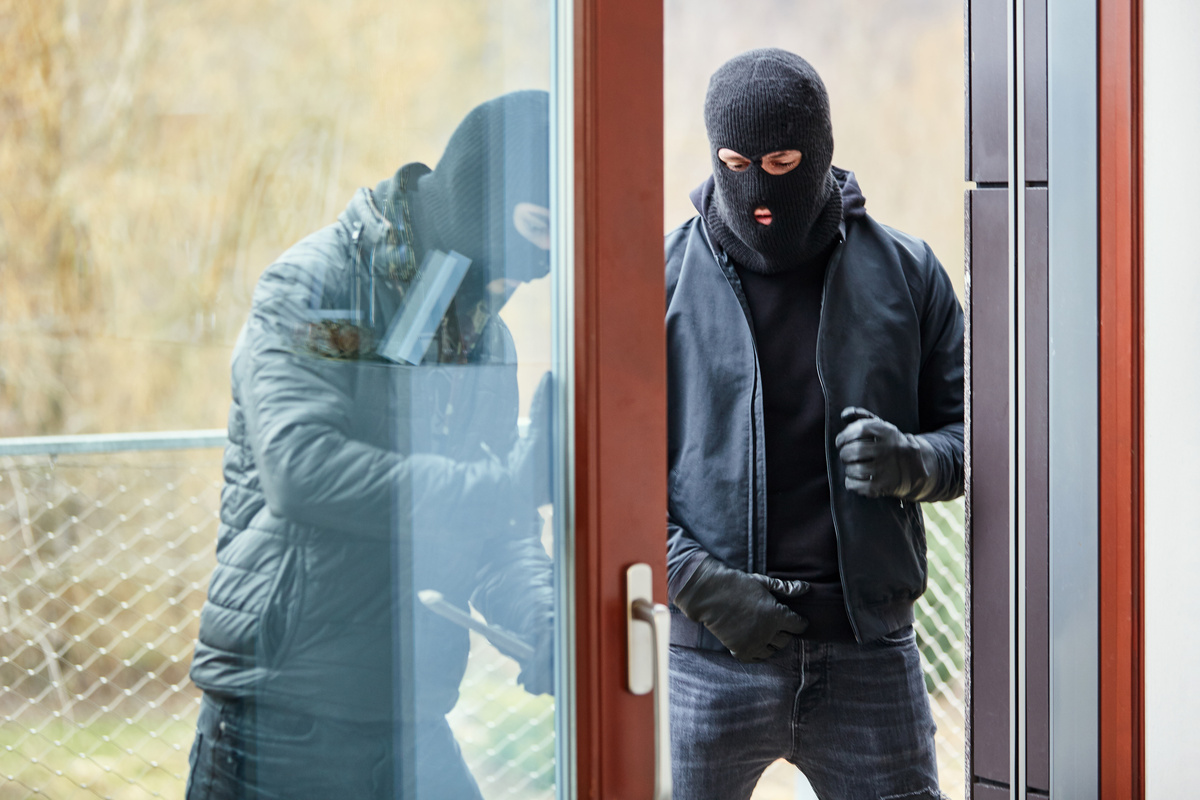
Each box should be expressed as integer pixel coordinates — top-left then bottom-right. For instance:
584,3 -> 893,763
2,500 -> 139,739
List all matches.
0,2 -> 965,798
665,0 -> 966,299
0,0 -> 549,437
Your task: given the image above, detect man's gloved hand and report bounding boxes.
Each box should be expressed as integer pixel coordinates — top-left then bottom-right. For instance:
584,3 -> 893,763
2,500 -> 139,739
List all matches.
672,556 -> 810,663
507,371 -> 553,508
485,606 -> 553,696
516,618 -> 554,696
469,527 -> 555,695
835,406 -> 939,501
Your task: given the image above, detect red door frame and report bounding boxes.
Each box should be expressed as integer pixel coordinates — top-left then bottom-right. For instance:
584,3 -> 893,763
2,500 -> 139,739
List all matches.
572,0 -> 666,798
568,3 -> 1149,794
1098,0 -> 1144,795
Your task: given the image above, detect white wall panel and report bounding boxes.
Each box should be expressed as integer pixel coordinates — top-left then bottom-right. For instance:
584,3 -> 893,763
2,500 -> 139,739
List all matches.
1143,1 -> 1200,795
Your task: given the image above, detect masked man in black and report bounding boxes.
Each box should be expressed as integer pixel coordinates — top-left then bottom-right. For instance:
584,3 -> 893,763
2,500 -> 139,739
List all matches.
665,49 -> 964,799
186,90 -> 555,800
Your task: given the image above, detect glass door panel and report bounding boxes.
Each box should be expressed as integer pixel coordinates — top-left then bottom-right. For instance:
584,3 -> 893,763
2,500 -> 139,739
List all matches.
1,2 -> 584,798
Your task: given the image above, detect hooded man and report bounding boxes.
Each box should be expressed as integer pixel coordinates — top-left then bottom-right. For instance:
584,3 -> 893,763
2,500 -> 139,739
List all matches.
664,49 -> 964,799
185,90 -> 556,800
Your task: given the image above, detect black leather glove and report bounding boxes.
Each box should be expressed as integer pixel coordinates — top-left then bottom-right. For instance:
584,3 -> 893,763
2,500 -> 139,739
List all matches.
835,406 -> 939,501
469,518 -> 555,695
507,371 -> 553,508
672,556 -> 810,663
516,618 -> 554,696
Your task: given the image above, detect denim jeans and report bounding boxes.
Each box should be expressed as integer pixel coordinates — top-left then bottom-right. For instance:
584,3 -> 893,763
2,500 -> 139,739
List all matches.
670,626 -> 943,800
185,693 -> 484,800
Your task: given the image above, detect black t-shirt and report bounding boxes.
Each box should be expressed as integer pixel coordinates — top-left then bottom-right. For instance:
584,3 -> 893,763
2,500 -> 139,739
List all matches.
734,248 -> 855,641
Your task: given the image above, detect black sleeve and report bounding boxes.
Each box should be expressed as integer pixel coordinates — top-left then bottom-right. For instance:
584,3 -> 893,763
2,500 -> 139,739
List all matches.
915,245 -> 965,501
469,514 -> 554,639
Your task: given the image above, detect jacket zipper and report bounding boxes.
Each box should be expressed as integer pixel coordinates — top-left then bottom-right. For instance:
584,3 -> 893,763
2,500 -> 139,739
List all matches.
701,217 -> 862,638
698,221 -> 766,574
815,241 -> 864,642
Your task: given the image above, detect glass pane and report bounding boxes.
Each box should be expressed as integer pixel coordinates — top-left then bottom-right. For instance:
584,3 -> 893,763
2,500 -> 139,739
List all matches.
0,2 -> 568,799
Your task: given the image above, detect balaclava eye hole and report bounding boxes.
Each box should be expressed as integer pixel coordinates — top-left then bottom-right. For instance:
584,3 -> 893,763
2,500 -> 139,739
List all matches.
703,48 -> 842,274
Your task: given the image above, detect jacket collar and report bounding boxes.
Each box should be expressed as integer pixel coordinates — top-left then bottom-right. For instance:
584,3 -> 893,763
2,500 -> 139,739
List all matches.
338,162 -> 432,258
339,187 -> 391,252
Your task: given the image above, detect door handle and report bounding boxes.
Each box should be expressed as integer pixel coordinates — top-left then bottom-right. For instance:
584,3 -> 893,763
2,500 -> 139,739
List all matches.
627,563 -> 672,800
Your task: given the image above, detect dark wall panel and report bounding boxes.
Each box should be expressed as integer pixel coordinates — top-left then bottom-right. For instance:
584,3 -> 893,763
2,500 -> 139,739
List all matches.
969,0 -> 1009,182
1024,0 -> 1048,181
969,4 -> 1053,794
974,783 -> 1012,800
969,187 -> 1010,784
1025,187 -> 1050,793
969,0 -> 1047,182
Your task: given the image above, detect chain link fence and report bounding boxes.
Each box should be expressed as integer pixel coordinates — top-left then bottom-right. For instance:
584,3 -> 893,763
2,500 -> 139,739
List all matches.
915,500 -> 967,800
0,446 -> 220,800
0,440 -> 964,800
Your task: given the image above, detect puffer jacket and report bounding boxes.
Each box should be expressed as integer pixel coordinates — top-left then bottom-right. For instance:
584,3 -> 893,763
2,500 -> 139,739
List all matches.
189,165 -> 552,721
665,168 -> 964,646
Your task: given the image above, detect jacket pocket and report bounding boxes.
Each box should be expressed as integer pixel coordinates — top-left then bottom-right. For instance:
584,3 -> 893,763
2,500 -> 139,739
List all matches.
908,501 -> 928,588
259,547 -> 305,667
863,499 -> 927,603
877,623 -> 917,646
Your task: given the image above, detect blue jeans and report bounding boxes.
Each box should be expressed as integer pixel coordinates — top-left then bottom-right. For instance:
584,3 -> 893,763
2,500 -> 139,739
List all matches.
670,626 -> 943,800
185,693 -> 484,800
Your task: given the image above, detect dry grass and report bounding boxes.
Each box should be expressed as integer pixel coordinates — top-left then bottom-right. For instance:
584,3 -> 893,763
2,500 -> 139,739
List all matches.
0,3 -> 966,798
664,0 -> 967,299
2,0 -> 962,434
0,0 -> 549,437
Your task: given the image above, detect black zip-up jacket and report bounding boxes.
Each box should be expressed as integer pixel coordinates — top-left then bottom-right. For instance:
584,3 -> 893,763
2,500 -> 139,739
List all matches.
665,170 -> 964,646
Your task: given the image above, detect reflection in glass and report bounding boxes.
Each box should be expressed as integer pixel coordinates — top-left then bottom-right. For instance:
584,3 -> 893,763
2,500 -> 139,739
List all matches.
185,90 -> 557,799
0,3 -> 562,798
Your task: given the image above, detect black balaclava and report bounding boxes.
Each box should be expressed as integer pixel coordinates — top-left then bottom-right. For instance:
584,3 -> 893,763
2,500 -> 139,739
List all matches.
412,90 -> 551,312
704,48 -> 842,274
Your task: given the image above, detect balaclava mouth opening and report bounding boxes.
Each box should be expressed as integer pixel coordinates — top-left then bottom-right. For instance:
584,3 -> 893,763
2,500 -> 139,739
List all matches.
704,48 -> 842,274
412,90 -> 551,319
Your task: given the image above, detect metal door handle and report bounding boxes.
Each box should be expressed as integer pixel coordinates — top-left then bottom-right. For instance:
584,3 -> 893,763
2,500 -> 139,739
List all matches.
627,564 -> 672,800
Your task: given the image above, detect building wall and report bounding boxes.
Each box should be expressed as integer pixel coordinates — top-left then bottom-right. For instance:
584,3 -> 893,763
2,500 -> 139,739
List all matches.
1142,1 -> 1200,794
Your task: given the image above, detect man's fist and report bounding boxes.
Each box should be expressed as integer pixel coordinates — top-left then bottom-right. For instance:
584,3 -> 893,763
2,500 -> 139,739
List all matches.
835,406 -> 938,501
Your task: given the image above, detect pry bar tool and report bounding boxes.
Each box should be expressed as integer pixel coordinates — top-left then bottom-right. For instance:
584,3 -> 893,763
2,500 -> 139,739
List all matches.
417,589 -> 536,661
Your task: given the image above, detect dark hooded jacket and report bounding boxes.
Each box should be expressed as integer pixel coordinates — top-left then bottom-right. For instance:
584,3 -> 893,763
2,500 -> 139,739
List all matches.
665,167 -> 964,646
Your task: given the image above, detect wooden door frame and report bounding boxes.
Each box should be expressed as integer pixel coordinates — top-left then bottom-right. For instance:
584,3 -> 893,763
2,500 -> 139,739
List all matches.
567,1 -> 1147,794
1097,0 -> 1144,795
572,0 -> 666,798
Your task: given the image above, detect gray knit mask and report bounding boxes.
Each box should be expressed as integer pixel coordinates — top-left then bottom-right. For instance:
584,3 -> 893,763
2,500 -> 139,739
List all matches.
704,49 -> 841,273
